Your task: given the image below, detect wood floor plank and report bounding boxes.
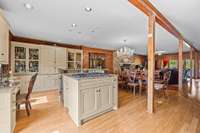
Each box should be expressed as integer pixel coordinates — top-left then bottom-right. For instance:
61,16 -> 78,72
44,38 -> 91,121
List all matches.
14,89 -> 200,133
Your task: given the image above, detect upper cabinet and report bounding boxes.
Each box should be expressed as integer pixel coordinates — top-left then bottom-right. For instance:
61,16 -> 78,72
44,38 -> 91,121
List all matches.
66,49 -> 83,71
11,42 -> 41,74
55,47 -> 67,72
0,13 -> 9,64
11,41 -> 83,74
40,45 -> 67,74
40,45 -> 56,74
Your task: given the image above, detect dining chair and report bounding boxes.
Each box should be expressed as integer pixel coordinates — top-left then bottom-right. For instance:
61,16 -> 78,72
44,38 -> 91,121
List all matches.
154,71 -> 171,99
127,73 -> 139,95
16,73 -> 38,116
118,74 -> 125,89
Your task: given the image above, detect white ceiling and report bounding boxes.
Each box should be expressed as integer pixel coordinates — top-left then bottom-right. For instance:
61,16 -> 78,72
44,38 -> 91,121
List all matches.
149,0 -> 200,51
0,0 -> 196,54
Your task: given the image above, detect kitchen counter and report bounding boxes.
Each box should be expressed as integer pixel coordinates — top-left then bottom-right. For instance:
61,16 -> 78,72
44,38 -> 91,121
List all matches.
0,81 -> 20,92
64,73 -> 116,80
0,80 -> 20,133
63,73 -> 118,126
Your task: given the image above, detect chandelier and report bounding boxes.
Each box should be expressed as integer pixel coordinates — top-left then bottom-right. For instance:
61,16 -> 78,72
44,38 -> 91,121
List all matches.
117,46 -> 135,56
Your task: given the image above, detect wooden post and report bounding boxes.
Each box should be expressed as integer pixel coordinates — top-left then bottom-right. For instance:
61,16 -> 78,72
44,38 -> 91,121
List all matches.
194,51 -> 198,79
197,53 -> 199,78
189,48 -> 193,91
178,39 -> 183,92
147,14 -> 155,113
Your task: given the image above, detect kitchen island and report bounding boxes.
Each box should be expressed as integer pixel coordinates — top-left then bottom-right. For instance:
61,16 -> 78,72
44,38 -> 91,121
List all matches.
63,73 -> 118,126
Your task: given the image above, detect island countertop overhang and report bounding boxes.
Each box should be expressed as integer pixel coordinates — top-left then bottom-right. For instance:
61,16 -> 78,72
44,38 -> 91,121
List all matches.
63,73 -> 117,81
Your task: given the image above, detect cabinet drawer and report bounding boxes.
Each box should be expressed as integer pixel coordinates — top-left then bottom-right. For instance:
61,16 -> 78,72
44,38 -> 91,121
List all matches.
0,93 -> 10,109
79,81 -> 113,90
79,83 -> 99,89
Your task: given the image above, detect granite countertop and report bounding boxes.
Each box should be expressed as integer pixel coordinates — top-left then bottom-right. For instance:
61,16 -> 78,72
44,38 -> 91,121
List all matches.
64,73 -> 116,80
0,80 -> 20,90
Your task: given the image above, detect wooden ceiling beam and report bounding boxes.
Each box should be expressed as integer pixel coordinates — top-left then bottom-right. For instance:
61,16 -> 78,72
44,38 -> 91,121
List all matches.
128,0 -> 198,52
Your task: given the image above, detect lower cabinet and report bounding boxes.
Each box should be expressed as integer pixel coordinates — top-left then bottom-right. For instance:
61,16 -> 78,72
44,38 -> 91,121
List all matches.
99,85 -> 113,111
80,86 -> 113,119
17,74 -> 61,93
0,86 -> 18,133
80,88 -> 99,117
63,75 -> 118,126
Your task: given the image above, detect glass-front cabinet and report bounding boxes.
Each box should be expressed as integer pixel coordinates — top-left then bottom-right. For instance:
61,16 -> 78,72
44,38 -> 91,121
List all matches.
29,48 -> 39,72
14,46 -> 26,73
12,43 -> 40,74
66,49 -> 83,71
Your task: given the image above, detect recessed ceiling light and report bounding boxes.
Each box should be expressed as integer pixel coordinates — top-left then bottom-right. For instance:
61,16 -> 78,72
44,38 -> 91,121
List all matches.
85,7 -> 92,12
72,24 -> 77,27
24,3 -> 33,10
78,31 -> 82,34
91,30 -> 95,33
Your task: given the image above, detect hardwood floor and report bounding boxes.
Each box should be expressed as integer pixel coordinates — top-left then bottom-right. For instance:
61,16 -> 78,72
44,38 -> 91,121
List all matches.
14,88 -> 200,133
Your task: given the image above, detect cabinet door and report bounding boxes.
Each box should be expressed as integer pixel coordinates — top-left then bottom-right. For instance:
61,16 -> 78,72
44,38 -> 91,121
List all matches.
99,86 -> 113,111
28,47 -> 40,73
54,74 -> 61,90
80,88 -> 99,117
41,46 -> 55,74
13,46 -> 27,73
55,47 -> 66,72
43,75 -> 59,90
0,14 -> 9,64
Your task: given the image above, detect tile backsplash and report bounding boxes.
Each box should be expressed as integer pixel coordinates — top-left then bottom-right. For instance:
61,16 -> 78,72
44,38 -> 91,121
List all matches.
0,64 -> 10,77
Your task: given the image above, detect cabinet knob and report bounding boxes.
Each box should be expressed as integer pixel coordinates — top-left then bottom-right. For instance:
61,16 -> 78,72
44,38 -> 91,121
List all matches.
1,53 -> 4,56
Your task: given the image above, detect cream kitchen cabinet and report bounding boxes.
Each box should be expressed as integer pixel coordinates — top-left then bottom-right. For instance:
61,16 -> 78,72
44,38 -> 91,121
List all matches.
66,48 -> 83,71
40,46 -> 66,74
98,85 -> 113,111
63,74 -> 118,126
11,42 -> 41,74
55,47 -> 66,73
0,13 -> 9,64
11,42 -> 67,92
17,74 -> 61,93
0,85 -> 20,133
80,87 -> 99,118
42,75 -> 58,91
40,46 -> 56,74
80,85 -> 114,120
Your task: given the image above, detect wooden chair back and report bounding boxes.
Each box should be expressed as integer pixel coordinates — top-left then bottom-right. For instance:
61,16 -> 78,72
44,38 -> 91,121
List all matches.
164,71 -> 171,83
26,73 -> 38,100
162,71 -> 171,88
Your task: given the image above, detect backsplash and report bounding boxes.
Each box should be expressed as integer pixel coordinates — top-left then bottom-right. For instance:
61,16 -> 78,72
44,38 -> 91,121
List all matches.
0,64 -> 10,77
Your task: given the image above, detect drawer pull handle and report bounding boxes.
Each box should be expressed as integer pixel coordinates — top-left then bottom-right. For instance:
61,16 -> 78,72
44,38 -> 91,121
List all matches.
1,53 -> 4,56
